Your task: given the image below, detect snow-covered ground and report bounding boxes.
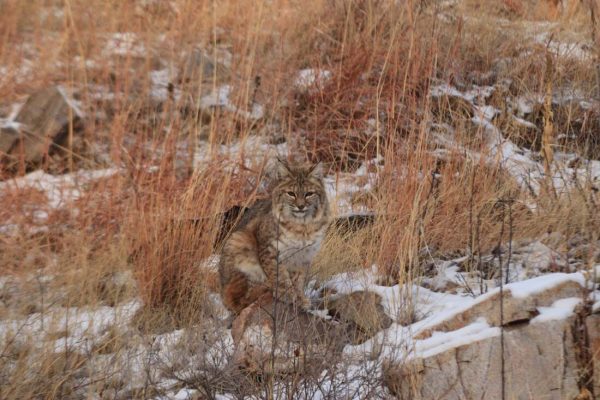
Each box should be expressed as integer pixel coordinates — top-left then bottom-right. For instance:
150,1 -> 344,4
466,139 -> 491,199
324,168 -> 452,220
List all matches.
429,83 -> 600,200
2,255 -> 596,399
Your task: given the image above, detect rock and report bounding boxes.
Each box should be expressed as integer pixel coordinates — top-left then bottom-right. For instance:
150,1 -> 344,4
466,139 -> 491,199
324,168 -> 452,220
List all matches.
0,123 -> 19,154
541,231 -> 566,249
9,86 -> 83,163
416,277 -> 584,339
384,316 -> 581,399
588,265 -> 600,285
384,273 -> 599,400
501,112 -> 541,150
175,47 -> 232,117
325,291 -> 392,345
259,122 -> 286,145
467,70 -> 497,86
231,296 -> 348,375
178,48 -> 230,85
569,244 -> 600,264
96,270 -> 137,306
515,240 -> 567,273
198,84 -> 264,124
586,314 -> 600,396
101,32 -> 163,70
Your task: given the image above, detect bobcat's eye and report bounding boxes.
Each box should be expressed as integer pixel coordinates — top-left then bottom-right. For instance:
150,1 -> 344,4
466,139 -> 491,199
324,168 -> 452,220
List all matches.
286,191 -> 296,198
305,191 -> 316,198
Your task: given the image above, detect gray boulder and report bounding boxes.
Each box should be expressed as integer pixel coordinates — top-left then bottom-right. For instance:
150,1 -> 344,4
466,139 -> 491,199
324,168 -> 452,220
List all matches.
385,315 -> 582,400
384,275 -> 598,399
1,86 -> 83,164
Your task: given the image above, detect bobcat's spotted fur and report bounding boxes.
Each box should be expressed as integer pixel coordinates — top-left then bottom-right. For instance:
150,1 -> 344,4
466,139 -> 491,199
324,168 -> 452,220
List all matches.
218,159 -> 330,313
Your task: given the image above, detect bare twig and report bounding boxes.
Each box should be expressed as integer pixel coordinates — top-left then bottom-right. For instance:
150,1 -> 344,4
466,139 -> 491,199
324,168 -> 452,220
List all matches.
495,200 -> 506,400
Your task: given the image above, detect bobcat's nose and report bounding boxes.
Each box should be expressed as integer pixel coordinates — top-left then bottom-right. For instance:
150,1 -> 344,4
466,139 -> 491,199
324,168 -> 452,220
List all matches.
297,204 -> 305,211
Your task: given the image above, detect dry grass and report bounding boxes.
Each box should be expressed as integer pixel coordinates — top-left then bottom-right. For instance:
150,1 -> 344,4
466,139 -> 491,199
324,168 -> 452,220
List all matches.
0,0 -> 598,398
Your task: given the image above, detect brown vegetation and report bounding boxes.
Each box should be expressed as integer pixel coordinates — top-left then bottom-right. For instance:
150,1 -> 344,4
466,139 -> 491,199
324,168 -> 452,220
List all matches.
0,0 -> 598,398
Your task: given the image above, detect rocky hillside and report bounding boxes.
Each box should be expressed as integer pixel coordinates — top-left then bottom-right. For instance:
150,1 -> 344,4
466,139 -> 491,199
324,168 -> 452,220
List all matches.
0,0 -> 599,399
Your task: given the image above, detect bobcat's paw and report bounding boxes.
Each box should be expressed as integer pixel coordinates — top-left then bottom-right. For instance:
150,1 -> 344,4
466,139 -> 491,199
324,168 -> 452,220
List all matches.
297,294 -> 312,311
278,290 -> 310,310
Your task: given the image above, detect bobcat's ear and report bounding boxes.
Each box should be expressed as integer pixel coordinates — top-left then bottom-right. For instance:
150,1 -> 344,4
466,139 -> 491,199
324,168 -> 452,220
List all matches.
308,162 -> 323,179
273,157 -> 293,179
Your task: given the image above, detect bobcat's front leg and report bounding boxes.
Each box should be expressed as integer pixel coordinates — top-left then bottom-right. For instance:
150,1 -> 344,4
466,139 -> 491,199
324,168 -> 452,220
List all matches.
259,243 -> 310,310
275,267 -> 310,310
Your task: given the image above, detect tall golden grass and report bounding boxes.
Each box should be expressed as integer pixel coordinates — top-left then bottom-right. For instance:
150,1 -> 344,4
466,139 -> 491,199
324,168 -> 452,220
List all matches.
0,0 -> 598,398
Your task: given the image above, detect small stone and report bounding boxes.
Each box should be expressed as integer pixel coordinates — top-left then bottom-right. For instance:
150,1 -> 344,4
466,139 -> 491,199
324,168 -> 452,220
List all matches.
0,123 -> 19,154
11,86 -> 84,163
294,68 -> 332,92
178,48 -> 230,85
96,270 -> 137,306
515,241 -> 567,274
198,84 -> 264,124
541,231 -> 566,249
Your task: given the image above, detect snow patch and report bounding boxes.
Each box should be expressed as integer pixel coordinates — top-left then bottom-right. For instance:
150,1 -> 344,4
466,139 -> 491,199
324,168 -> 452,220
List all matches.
150,68 -> 178,102
413,318 -> 500,359
103,32 -> 146,57
506,272 -> 585,298
531,297 -> 581,324
295,68 -> 332,90
0,168 -> 119,209
199,84 -> 264,121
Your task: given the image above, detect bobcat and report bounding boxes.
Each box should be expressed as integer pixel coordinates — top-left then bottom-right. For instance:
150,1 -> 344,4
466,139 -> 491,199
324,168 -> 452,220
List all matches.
219,158 -> 330,314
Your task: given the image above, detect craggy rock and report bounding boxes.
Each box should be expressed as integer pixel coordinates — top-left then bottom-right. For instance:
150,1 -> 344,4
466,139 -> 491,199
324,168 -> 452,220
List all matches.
177,47 -> 234,121
178,47 -> 231,85
513,240 -> 567,273
96,270 -> 137,306
0,124 -> 19,154
384,317 -> 581,400
198,84 -> 264,125
5,86 -> 83,163
384,276 -> 599,400
416,278 -> 584,339
587,313 -> 600,396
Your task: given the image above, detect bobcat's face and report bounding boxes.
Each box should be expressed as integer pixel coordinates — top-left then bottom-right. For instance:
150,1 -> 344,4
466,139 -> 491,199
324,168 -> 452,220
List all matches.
272,160 -> 328,222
